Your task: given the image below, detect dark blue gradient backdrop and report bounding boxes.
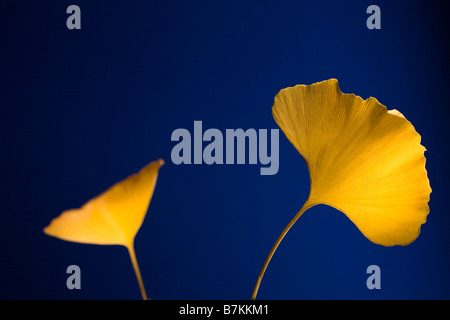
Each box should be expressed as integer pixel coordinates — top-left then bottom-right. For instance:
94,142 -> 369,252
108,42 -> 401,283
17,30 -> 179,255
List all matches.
1,0 -> 449,299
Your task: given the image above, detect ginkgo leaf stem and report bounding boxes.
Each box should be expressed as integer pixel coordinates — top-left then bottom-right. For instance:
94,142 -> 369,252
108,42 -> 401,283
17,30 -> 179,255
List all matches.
251,200 -> 315,300
127,244 -> 148,300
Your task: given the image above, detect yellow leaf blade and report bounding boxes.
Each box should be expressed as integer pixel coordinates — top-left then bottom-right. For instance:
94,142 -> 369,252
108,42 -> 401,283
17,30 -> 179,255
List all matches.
44,159 -> 164,247
272,79 -> 431,246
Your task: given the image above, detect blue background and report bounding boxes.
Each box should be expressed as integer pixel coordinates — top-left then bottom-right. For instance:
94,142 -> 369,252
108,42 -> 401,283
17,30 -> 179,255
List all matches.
1,0 -> 449,299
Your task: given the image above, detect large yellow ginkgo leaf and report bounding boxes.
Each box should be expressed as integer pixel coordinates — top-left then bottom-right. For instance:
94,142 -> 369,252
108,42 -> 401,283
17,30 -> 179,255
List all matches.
252,79 -> 431,299
44,159 -> 164,300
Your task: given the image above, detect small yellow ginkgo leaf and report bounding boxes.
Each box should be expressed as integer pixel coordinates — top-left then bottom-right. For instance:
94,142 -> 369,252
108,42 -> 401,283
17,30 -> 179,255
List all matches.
252,79 -> 431,299
44,159 -> 164,300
